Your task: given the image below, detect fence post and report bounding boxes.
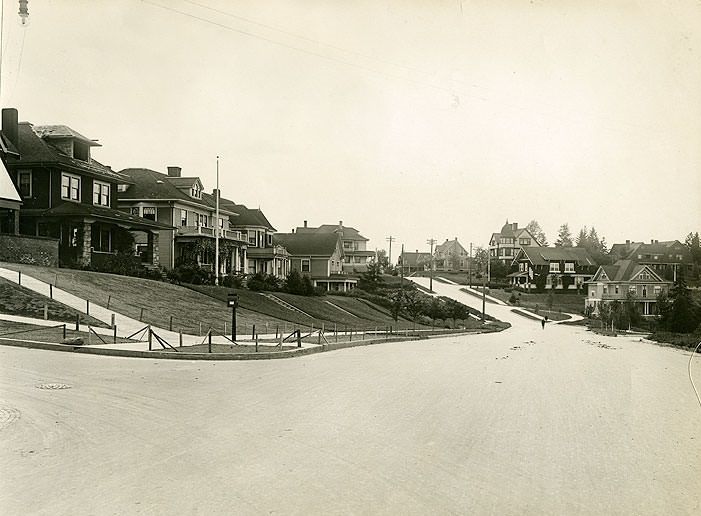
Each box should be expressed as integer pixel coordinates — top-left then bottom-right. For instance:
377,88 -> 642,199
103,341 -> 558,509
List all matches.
169,315 -> 173,332
208,331 -> 212,353
113,325 -> 117,344
252,324 -> 256,340
255,333 -> 259,352
140,307 -> 144,322
111,313 -> 115,329
86,300 -> 90,316
179,329 -> 183,347
362,329 -> 365,341
107,295 -> 111,309
296,329 -> 301,348
224,321 -> 227,335
276,325 -> 279,339
88,325 -> 92,345
199,322 -> 202,336
49,284 -> 53,299
148,325 -> 152,351
63,324 -> 66,339
44,303 -> 48,321
18,270 -> 21,285
76,314 -> 80,331
349,329 -> 353,342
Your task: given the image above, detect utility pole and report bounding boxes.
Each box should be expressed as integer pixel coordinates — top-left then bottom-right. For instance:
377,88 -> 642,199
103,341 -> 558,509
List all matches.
386,236 -> 395,267
468,242 -> 472,288
399,243 -> 404,288
427,238 -> 437,292
214,156 -> 220,286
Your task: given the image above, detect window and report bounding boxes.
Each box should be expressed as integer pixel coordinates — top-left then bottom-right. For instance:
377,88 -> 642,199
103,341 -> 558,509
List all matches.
549,262 -> 560,273
142,207 -> 156,221
117,184 -> 128,193
249,231 -> 257,246
61,173 -> 81,201
190,184 -> 201,199
18,170 -> 31,197
638,271 -> 652,280
615,286 -> 619,295
654,286 -> 662,296
564,262 -> 575,273
629,285 -> 637,294
131,207 -> 140,216
603,285 -> 608,294
93,181 -> 110,206
267,234 -> 272,246
180,209 -> 187,226
519,238 -> 530,245
642,286 -> 648,297
301,259 -> 310,273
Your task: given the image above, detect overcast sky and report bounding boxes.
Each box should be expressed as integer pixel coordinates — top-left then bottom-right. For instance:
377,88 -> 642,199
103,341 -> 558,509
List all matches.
2,0 -> 699,256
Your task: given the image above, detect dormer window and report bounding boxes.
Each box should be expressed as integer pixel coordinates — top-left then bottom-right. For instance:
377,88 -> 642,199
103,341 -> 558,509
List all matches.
73,141 -> 90,161
190,184 -> 202,199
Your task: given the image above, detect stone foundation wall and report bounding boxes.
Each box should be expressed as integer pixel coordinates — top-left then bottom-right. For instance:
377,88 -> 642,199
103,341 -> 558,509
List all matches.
0,234 -> 59,267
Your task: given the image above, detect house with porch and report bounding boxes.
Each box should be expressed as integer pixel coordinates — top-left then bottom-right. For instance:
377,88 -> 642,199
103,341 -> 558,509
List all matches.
609,239 -> 692,282
397,250 -> 431,275
294,220 -> 374,273
273,231 -> 356,292
219,198 -> 290,278
434,238 -> 469,271
117,167 -> 247,275
489,220 -> 543,266
509,246 -> 600,290
1,108 -> 169,268
585,260 -> 672,316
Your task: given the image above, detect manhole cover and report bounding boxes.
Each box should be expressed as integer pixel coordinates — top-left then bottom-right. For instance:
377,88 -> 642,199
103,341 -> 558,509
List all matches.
0,407 -> 21,430
35,383 -> 72,390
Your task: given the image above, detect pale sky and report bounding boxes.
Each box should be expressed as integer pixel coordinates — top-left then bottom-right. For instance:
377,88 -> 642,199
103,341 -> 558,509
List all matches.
2,0 -> 699,257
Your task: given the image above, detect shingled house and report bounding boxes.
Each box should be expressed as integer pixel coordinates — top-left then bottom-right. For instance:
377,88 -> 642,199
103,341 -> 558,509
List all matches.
434,238 -> 469,272
397,250 -> 431,275
273,231 -> 356,291
294,221 -> 374,273
489,221 -> 543,266
609,239 -> 692,281
585,260 -> 672,316
1,109 -> 169,268
117,167 -> 247,274
510,246 -> 601,290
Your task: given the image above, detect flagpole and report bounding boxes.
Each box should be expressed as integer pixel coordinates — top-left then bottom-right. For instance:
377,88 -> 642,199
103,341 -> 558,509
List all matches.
215,155 -> 220,286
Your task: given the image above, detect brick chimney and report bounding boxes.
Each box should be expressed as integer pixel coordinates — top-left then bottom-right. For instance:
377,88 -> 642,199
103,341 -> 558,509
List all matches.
303,220 -> 307,228
212,188 -> 220,199
2,108 -> 19,149
512,222 -> 518,230
167,166 -> 181,177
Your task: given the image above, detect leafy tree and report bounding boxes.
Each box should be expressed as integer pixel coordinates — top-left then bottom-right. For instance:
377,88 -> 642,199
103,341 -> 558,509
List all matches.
525,220 -> 548,246
473,246 -> 489,273
598,302 -> 611,329
623,290 -> 641,329
489,259 -> 510,280
555,224 -> 573,247
358,260 -> 384,292
534,272 -> 548,293
561,274 -> 574,291
403,290 -> 426,321
389,289 -> 404,322
285,269 -> 305,295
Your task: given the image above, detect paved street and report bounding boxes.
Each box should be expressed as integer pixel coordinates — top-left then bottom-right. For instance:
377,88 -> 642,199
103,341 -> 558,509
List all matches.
1,284 -> 700,515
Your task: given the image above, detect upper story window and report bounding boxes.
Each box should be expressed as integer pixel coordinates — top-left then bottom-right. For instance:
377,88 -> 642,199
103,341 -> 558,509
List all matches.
93,181 -> 110,206
248,231 -> 257,246
629,285 -> 637,294
117,184 -> 129,193
180,209 -> 187,226
18,170 -> 31,198
301,259 -> 310,273
190,184 -> 202,199
267,234 -> 273,246
73,141 -> 90,162
519,238 -> 530,245
549,262 -> 561,273
564,262 -> 575,273
638,271 -> 652,280
61,173 -> 81,202
142,207 -> 156,221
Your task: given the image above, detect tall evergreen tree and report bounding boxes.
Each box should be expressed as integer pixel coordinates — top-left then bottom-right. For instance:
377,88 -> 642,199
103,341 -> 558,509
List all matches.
555,223 -> 573,247
576,226 -> 589,247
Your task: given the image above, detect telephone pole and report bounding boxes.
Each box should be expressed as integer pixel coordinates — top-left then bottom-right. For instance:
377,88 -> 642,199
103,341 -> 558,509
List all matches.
427,238 -> 437,292
468,242 -> 472,287
385,236 -> 396,267
214,156 -> 220,286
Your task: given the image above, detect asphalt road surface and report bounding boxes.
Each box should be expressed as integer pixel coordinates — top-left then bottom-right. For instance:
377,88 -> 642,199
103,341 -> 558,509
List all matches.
1,283 -> 700,515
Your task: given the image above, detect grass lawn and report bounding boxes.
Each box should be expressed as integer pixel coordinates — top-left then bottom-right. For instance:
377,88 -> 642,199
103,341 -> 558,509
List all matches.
0,277 -> 106,327
486,288 -> 585,315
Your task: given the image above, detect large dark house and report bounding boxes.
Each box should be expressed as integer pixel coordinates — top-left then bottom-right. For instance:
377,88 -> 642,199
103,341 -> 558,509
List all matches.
1,108 -> 170,267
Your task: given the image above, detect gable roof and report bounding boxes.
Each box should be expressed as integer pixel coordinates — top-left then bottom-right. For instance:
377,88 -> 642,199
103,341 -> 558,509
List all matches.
273,232 -> 340,256
518,246 -> 599,266
435,238 -> 466,254
7,123 -> 127,182
219,198 -> 275,231
296,223 -> 368,241
591,260 -> 667,283
610,240 -> 689,262
399,251 -> 432,267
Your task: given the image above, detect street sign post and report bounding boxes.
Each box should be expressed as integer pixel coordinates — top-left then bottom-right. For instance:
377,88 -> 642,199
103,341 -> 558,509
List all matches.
227,292 -> 239,341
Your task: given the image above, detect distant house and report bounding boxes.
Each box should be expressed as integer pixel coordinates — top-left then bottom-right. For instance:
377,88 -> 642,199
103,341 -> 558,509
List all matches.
219,199 -> 289,278
434,238 -> 469,271
510,246 -> 600,290
489,221 -> 543,266
1,109 -> 169,268
294,220 -> 374,273
585,260 -> 672,316
273,231 -> 357,292
398,250 -> 432,275
609,239 -> 691,281
117,167 -> 246,274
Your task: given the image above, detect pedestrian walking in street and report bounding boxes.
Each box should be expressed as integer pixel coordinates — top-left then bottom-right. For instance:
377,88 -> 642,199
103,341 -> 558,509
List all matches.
541,318 -> 545,329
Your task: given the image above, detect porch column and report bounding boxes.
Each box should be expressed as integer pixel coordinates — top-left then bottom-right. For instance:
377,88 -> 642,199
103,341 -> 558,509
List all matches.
80,221 -> 92,266
148,231 -> 160,266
